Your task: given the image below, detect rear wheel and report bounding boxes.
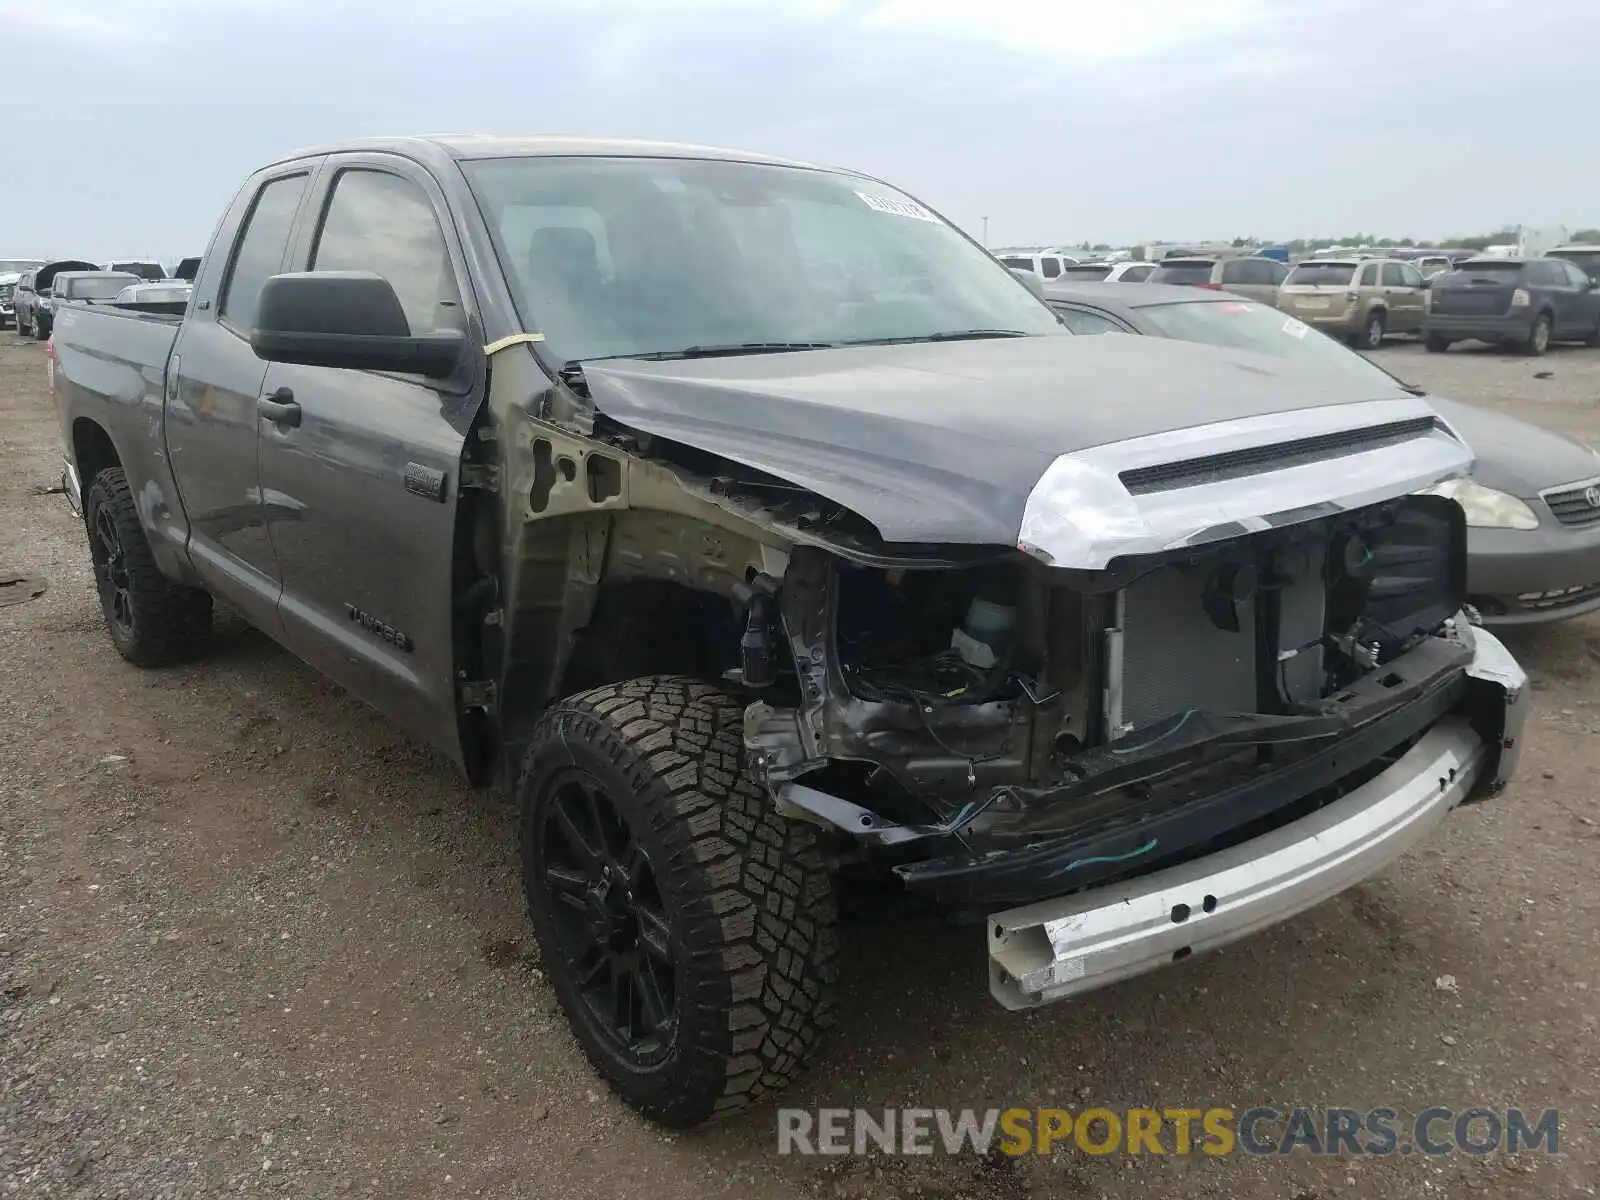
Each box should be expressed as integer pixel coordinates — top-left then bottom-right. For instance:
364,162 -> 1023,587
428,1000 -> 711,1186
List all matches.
518,677 -> 838,1128
84,468 -> 212,665
1358,311 -> 1386,350
1523,313 -> 1552,356
1424,333 -> 1452,353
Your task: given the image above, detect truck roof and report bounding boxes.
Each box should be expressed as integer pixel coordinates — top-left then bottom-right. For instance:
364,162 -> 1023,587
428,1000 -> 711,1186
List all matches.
267,134 -> 831,173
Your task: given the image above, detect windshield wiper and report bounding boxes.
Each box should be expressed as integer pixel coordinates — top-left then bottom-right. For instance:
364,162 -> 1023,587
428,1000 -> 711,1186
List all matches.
589,341 -> 839,363
840,329 -> 1034,347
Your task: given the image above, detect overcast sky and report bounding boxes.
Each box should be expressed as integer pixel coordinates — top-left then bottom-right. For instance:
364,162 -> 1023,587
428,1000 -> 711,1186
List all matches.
2,0 -> 1596,261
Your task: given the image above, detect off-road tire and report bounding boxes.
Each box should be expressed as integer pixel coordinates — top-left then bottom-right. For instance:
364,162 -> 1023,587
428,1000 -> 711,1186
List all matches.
1424,333 -> 1451,353
84,468 -> 212,665
517,676 -> 839,1128
1523,313 -> 1552,356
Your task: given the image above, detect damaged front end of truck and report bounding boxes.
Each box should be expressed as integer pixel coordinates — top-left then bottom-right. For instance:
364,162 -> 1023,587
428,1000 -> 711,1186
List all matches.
471,337 -> 1528,1012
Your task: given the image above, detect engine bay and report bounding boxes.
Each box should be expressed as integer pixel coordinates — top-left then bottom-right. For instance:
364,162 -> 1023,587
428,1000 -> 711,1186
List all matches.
746,493 -> 1469,862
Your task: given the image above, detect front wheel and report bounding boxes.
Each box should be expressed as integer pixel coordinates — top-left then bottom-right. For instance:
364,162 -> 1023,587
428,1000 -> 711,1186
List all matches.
84,468 -> 212,665
1523,313 -> 1552,356
518,677 -> 839,1128
1424,333 -> 1452,353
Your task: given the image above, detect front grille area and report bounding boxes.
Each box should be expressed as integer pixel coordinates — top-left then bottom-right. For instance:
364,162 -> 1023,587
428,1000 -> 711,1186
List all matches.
1119,564 -> 1257,729
1542,480 -> 1600,527
1516,583 -> 1600,612
0,285 -> 13,302
1120,417 -> 1440,495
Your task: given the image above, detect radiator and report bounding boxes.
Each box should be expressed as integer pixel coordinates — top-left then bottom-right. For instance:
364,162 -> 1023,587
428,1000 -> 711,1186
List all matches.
1119,564 -> 1257,730
1116,540 -> 1330,731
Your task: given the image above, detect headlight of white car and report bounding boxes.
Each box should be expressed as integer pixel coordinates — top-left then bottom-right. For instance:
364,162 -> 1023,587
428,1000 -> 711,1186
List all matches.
1420,478 -> 1540,530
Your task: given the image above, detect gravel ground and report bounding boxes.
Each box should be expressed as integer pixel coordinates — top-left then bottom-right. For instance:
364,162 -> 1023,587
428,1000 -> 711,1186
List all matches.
1,329 -> 1597,1199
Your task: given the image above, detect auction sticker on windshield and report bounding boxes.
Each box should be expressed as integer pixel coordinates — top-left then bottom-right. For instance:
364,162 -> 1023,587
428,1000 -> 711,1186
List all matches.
1282,316 -> 1310,339
856,191 -> 940,222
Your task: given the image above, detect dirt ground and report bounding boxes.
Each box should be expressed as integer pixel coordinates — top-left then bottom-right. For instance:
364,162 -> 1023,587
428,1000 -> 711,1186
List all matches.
1,329 -> 1596,1200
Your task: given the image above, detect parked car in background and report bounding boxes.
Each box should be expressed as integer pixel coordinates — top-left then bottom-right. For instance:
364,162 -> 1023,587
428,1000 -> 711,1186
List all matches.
1041,281 -> 1600,625
1278,258 -> 1429,349
0,258 -> 46,329
50,272 -> 142,326
1056,260 -> 1156,282
1415,255 -> 1455,278
16,259 -> 98,338
995,249 -> 1079,279
102,259 -> 169,281
1546,244 -> 1600,284
1425,257 -> 1600,355
1145,255 -> 1288,307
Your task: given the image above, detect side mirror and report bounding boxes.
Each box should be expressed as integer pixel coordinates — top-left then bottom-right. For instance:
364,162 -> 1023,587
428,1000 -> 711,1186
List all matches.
1009,266 -> 1046,300
250,271 -> 464,379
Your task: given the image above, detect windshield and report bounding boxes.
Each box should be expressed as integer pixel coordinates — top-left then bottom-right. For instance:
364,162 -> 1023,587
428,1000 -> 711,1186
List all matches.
1147,261 -> 1215,285
0,259 -> 44,275
68,276 -> 138,300
1284,263 -> 1359,287
463,156 -> 1062,361
1136,299 -> 1401,388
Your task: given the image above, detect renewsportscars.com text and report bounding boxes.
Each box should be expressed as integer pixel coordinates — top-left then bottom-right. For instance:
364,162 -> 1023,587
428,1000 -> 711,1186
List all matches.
776,1107 -> 1559,1158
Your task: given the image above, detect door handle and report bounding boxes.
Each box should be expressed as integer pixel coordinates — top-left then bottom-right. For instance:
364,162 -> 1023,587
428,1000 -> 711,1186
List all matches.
258,387 -> 301,428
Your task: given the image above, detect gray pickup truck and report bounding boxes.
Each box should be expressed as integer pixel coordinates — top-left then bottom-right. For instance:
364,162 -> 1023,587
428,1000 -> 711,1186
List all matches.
51,136 -> 1527,1129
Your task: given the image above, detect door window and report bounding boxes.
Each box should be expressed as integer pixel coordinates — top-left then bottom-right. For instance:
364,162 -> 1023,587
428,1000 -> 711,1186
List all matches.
1380,263 -> 1406,287
219,173 -> 310,331
1399,264 -> 1425,288
1039,256 -> 1062,279
1358,263 -> 1379,286
311,169 -> 465,334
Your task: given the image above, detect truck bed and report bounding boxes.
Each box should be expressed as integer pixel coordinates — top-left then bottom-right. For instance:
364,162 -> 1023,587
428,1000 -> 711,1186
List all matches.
51,301 -> 183,415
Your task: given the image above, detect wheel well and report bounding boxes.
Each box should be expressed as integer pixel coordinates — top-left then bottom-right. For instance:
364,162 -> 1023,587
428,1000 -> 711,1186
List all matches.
561,579 -> 740,697
73,419 -> 121,499
494,577 -> 743,781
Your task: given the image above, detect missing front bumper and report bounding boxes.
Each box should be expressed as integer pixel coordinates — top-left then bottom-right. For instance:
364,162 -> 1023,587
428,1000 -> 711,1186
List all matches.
987,625 -> 1526,1009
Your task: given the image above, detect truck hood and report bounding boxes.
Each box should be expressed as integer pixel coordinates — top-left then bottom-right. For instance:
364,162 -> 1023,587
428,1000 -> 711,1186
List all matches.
1429,397 -> 1600,496
583,335 -> 1473,567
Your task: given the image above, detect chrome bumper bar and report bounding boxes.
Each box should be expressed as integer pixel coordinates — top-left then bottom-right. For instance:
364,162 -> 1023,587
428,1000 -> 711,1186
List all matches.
989,626 -> 1527,1009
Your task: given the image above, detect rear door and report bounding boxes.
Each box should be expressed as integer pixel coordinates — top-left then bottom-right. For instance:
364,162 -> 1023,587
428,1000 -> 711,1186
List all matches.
1381,262 -> 1424,332
256,154 -> 480,758
1553,258 -> 1600,336
1537,259 -> 1585,337
165,163 -> 321,634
